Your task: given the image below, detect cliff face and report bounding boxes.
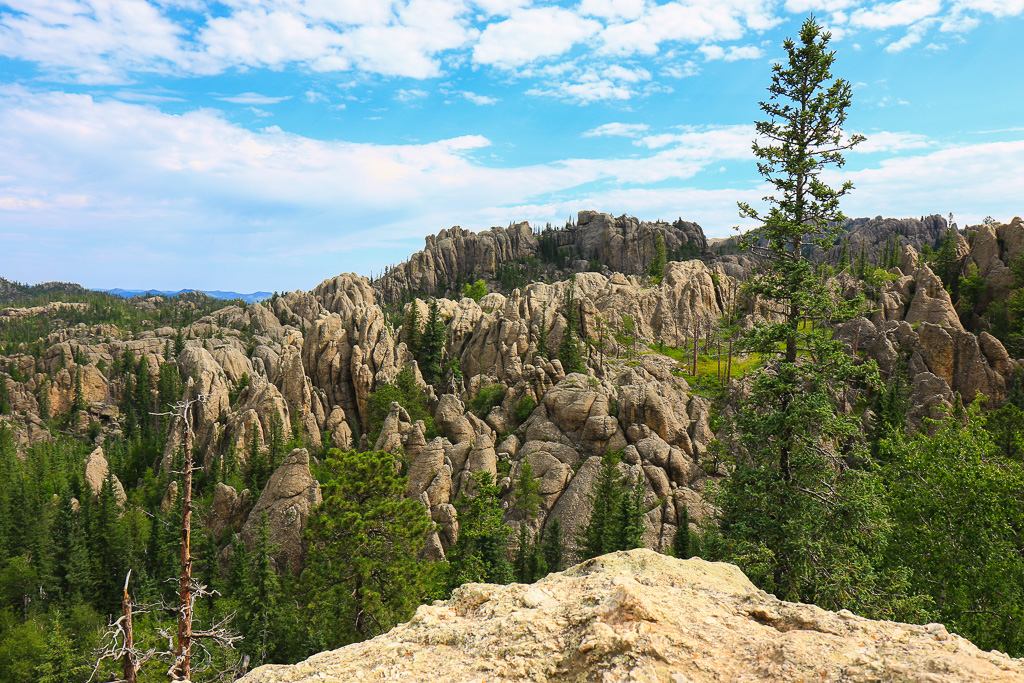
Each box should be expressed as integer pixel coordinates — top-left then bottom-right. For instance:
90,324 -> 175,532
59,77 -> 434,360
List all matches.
372,211 -> 708,304
239,548 -> 1024,683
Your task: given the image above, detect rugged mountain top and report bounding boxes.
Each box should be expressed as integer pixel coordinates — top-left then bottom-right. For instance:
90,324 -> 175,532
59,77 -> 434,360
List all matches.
372,210 -> 707,305
712,214 -> 951,265
240,548 -> 1024,683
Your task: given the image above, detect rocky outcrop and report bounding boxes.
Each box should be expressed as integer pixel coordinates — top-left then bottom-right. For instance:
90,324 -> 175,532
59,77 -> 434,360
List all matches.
821,214 -> 950,266
301,304 -> 404,432
374,221 -> 539,303
208,483 -> 251,542
240,448 -> 322,575
372,211 -> 708,304
239,549 -> 1024,683
312,273 -> 376,317
83,446 -> 127,506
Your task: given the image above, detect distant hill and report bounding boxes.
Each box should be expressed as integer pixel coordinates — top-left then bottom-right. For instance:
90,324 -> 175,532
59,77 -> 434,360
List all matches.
100,288 -> 273,303
0,277 -> 85,304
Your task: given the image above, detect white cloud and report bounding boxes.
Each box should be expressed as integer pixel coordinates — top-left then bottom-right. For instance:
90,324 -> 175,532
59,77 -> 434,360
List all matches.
598,0 -> 779,56
849,0 -> 942,29
525,63 -> 651,103
395,88 -> 429,102
114,90 -> 186,103
578,0 -> 648,20
884,20 -> 935,51
470,0 -> 531,15
0,85 -> 770,287
217,92 -> 292,104
784,0 -> 858,11
582,122 -> 650,137
334,0 -> 479,78
851,131 -> 932,153
660,60 -> 700,78
950,0 -> 1024,17
304,89 -> 328,103
636,124 -> 754,159
194,9 -> 347,72
473,7 -> 601,68
0,0 -> 186,83
699,44 -> 764,61
462,91 -> 499,105
835,139 -> 1024,226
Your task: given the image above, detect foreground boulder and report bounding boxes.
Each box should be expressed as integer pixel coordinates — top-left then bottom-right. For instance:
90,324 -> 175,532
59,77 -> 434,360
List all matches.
239,549 -> 1024,682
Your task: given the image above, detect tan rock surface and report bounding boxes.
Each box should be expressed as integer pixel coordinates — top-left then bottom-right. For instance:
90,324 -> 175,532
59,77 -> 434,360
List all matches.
239,549 -> 1024,683
83,446 -> 127,506
240,448 -> 321,574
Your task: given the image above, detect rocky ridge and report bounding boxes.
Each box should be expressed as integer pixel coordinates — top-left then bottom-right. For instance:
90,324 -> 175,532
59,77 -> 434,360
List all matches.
372,211 -> 708,304
1,212 -> 1022,577
239,548 -> 1024,683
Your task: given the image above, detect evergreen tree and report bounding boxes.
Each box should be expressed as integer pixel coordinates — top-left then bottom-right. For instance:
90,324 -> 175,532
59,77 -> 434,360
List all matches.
247,433 -> 270,495
934,226 -> 961,294
304,449 -> 436,648
869,361 -> 910,459
579,450 -> 645,560
174,329 -> 186,356
856,241 -> 867,279
72,367 -> 85,416
536,302 -> 549,358
52,494 -> 91,605
540,517 -> 563,573
448,471 -> 512,588
648,232 -> 667,280
0,374 -> 10,415
837,236 -> 849,272
134,356 -> 153,442
615,471 -> 646,551
267,413 -> 286,469
513,524 -> 543,584
558,276 -> 586,374
34,615 -> 88,683
882,407 -> 1024,655
511,460 -> 543,520
89,474 -> 127,613
673,504 -> 691,559
717,16 -> 915,619
237,513 -> 279,666
419,299 -> 445,385
37,380 -> 51,421
404,301 -> 421,357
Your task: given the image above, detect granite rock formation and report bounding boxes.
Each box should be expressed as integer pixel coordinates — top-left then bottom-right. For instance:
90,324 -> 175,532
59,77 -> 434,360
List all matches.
238,549 -> 1024,683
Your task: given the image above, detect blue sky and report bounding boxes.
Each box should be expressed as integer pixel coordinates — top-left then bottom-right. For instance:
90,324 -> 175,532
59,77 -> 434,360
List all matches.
0,0 -> 1022,292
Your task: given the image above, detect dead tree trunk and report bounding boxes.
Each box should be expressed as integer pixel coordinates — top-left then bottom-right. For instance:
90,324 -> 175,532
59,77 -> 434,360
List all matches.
727,336 -> 734,385
122,571 -> 136,683
172,399 -> 200,681
692,321 -> 699,376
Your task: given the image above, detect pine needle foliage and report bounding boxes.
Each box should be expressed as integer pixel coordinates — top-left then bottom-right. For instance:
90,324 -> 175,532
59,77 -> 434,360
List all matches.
303,449 -> 436,648
709,16 -> 923,622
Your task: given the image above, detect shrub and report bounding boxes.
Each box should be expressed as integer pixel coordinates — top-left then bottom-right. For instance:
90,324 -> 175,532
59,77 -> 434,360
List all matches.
514,395 -> 536,422
366,367 -> 437,444
469,383 -> 506,418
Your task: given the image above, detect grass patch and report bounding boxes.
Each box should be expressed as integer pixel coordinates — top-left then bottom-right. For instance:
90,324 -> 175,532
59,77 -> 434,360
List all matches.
648,342 -> 763,384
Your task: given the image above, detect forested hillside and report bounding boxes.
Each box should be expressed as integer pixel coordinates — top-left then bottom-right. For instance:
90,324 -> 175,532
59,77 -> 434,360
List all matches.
2,19 -> 1024,683
2,201 -> 1022,681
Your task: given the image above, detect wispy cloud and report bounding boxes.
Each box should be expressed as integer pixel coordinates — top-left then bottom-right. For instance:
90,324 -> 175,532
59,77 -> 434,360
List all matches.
395,88 -> 429,102
216,92 -> 291,105
582,122 -> 650,138
698,44 -> 765,61
462,91 -> 499,105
